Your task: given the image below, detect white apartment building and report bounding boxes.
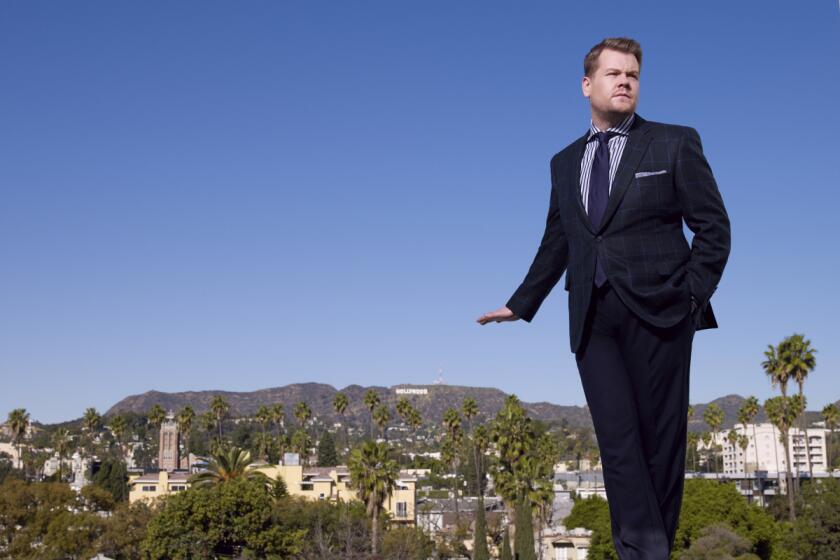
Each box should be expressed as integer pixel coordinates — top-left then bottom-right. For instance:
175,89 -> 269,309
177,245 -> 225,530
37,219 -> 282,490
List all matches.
719,423 -> 828,475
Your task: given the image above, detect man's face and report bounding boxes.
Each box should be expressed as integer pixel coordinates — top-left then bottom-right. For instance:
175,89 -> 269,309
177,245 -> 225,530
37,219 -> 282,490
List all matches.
582,48 -> 640,118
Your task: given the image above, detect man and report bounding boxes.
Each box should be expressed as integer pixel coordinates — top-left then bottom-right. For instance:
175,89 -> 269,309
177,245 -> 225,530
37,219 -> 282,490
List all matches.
477,37 -> 730,559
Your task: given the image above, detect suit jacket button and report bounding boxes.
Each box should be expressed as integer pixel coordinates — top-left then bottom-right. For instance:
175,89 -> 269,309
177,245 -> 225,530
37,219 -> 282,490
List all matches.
595,236 -> 603,242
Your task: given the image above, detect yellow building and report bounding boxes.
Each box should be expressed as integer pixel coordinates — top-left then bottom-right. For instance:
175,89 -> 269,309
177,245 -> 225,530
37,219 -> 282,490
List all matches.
128,461 -> 417,524
128,470 -> 191,504
255,462 -> 417,524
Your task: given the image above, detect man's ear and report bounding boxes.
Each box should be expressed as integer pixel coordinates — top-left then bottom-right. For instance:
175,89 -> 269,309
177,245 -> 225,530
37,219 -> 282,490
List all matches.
581,76 -> 591,98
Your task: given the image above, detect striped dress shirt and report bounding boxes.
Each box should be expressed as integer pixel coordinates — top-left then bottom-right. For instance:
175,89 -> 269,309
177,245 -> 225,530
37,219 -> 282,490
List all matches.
579,113 -> 635,213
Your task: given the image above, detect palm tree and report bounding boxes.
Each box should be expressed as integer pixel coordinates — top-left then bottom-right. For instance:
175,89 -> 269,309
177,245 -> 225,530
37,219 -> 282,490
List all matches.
700,431 -> 712,472
255,405 -> 272,460
738,397 -> 760,473
779,334 -> 817,478
762,343 -> 790,397
333,392 -> 349,455
686,432 -> 699,472
822,403 -> 839,477
6,408 -> 30,471
189,445 -> 268,487
52,428 -> 72,482
82,407 -> 101,457
176,406 -> 195,469
443,407 -> 464,519
210,395 -> 230,442
147,404 -> 166,467
373,404 -> 391,441
363,389 -> 380,440
765,395 -> 805,521
703,403 -> 724,478
294,401 -> 312,430
109,415 -> 129,460
348,440 -> 399,556
291,429 -> 312,465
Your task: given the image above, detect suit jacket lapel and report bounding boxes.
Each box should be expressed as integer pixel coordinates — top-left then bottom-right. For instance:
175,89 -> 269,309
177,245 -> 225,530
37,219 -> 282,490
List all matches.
568,132 -> 593,234
596,115 -> 653,232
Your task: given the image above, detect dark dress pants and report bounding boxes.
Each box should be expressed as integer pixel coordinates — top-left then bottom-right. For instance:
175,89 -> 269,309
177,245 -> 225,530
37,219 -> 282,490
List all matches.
575,281 -> 695,560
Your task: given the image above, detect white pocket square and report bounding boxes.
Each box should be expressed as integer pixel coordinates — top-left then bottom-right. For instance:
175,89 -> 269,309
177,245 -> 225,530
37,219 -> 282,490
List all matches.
635,169 -> 668,178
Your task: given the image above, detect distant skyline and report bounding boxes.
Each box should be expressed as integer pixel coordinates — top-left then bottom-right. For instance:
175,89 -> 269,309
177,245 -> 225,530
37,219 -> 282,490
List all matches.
2,1 -> 839,423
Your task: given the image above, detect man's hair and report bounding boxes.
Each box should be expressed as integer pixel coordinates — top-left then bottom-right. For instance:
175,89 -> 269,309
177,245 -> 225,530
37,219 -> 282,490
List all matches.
583,37 -> 642,77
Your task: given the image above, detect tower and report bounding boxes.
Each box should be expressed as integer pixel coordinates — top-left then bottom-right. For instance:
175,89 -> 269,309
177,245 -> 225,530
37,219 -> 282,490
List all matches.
158,411 -> 181,472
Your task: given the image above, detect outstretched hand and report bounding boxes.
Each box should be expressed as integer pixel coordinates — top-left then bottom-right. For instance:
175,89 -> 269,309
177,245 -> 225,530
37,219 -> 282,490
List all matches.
476,306 -> 519,325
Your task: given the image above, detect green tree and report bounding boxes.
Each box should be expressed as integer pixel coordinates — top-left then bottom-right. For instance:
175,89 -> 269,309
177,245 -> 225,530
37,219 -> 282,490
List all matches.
82,407 -> 101,457
51,429 -> 72,482
374,404 -> 391,441
564,495 -> 618,560
96,501 -> 153,560
779,333 -> 817,479
143,477 -> 306,558
822,403 -> 839,475
176,405 -> 195,469
674,478 -> 785,558
317,430 -> 339,467
499,525 -> 513,560
210,394 -> 230,442
703,403 -> 725,478
190,445 -> 268,488
109,415 -> 129,460
92,458 -> 129,502
739,396 -> 760,473
348,440 -> 399,556
333,391 -> 349,455
294,401 -> 312,432
6,408 -> 29,471
363,389 -> 381,440
442,407 -> 464,520
291,429 -> 313,465
765,395 -> 805,520
783,477 -> 840,558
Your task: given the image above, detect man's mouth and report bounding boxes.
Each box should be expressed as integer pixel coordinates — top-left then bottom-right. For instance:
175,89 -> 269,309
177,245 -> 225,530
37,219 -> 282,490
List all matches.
614,93 -> 631,99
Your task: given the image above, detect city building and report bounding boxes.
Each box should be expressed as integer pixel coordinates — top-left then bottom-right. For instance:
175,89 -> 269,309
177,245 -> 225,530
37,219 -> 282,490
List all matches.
719,423 -> 828,475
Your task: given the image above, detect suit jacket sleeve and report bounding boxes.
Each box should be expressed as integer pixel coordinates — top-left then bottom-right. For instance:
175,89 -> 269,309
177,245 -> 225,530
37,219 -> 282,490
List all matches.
505,155 -> 570,322
675,127 -> 731,307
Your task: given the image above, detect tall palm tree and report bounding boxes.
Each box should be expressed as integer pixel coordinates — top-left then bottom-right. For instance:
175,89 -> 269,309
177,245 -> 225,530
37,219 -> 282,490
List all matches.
189,445 -> 268,487
443,407 -> 463,519
363,389 -> 380,440
52,429 -> 72,481
765,395 -> 805,521
333,392 -> 349,455
210,395 -> 230,442
271,403 -> 286,454
822,403 -> 839,477
293,401 -> 312,443
373,404 -> 391,441
703,404 -> 724,478
686,432 -> 699,472
176,406 -> 195,469
147,404 -> 166,467
6,408 -> 30,471
348,440 -> 399,556
291,429 -> 312,465
762,343 -> 790,397
779,334 -> 817,478
700,431 -> 712,472
82,407 -> 101,457
738,397 -> 760,473
255,405 -> 272,460
110,415 -> 129,461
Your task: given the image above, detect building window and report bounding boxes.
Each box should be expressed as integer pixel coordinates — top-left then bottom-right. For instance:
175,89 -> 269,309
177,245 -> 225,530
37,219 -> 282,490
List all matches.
396,502 -> 408,518
141,485 -> 156,492
171,485 -> 187,492
301,483 -> 314,491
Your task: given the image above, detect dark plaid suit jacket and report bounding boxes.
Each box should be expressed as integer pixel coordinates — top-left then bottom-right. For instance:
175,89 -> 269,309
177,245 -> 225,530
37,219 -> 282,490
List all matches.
506,113 -> 731,354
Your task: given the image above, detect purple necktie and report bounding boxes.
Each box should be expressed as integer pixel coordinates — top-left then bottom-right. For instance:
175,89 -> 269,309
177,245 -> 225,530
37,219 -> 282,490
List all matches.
588,131 -> 616,287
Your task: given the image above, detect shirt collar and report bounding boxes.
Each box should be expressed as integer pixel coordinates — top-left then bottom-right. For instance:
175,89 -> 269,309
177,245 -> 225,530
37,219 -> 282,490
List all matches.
587,113 -> 635,142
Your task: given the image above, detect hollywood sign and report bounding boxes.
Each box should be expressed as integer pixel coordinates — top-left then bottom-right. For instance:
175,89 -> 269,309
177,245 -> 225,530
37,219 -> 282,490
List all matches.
395,388 -> 428,395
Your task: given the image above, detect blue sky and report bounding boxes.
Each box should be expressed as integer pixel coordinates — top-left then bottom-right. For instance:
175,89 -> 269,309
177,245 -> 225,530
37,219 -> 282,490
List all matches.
2,1 -> 838,424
